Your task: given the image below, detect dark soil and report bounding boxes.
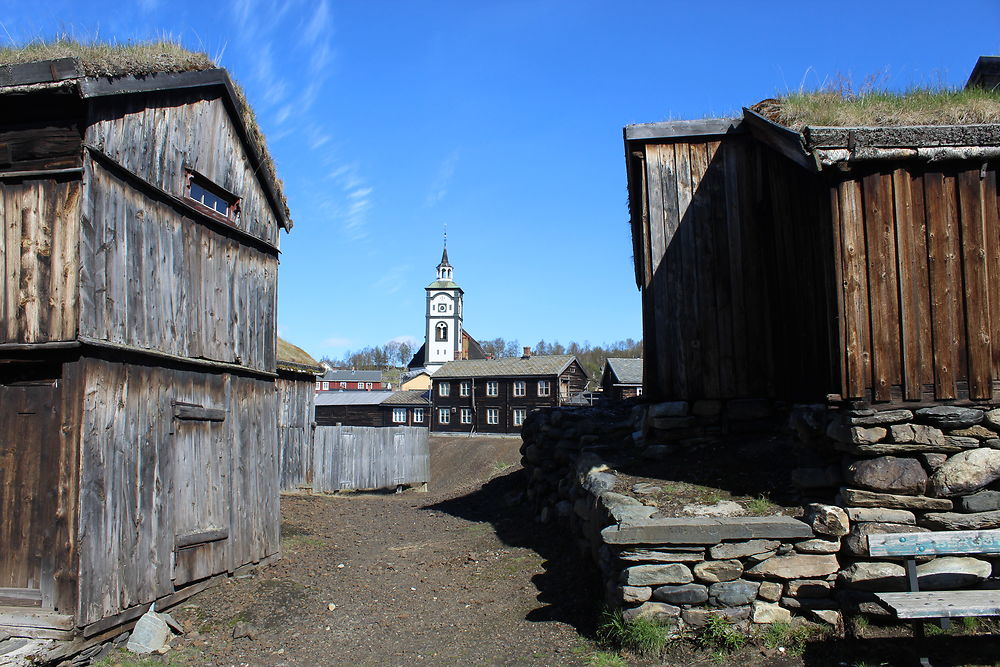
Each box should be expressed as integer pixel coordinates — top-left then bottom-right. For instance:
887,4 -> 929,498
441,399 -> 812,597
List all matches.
158,435 -> 602,666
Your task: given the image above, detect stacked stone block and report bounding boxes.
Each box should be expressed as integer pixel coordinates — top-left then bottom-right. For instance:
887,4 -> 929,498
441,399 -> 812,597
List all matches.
793,404 -> 1000,613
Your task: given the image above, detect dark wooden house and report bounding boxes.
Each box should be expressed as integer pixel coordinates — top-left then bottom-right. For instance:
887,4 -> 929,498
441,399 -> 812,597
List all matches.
600,358 -> 643,400
276,338 -> 323,492
430,352 -> 588,434
314,390 -> 429,427
0,53 -> 290,641
625,71 -> 1000,410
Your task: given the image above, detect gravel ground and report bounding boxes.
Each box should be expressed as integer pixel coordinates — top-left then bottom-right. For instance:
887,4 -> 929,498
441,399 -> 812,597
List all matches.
155,435 -> 600,666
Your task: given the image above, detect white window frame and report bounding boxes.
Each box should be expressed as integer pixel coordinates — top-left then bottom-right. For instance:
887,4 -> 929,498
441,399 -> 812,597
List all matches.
513,408 -> 526,426
486,381 -> 498,397
487,408 -> 500,425
460,408 -> 472,424
439,408 -> 450,424
321,381 -> 329,391
459,381 -> 470,397
413,408 -> 424,423
365,382 -> 373,390
636,387 -> 643,396
513,380 -> 526,397
538,380 -> 551,397
340,381 -> 347,389
439,382 -> 450,397
392,408 -> 407,423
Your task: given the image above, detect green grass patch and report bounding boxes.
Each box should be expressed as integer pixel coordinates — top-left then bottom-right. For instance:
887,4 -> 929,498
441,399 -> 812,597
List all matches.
698,615 -> 746,655
596,609 -> 669,656
93,647 -> 201,666
745,494 -> 776,516
756,621 -> 821,656
586,651 -> 629,667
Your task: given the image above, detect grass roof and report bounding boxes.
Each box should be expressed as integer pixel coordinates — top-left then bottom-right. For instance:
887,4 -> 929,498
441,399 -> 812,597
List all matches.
277,337 -> 322,373
757,87 -> 1000,131
0,39 -> 290,224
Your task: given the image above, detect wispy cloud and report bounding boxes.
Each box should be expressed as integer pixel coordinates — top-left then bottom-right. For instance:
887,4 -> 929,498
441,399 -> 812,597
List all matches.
322,336 -> 352,348
425,149 -> 460,206
387,335 -> 418,346
374,264 -> 411,295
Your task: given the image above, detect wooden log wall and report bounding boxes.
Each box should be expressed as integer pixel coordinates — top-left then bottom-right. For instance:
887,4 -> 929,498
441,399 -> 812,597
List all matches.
0,177 -> 81,344
311,426 -> 429,493
85,90 -> 279,247
78,158 -> 277,374
637,135 -> 835,402
833,163 -> 1000,403
76,356 -> 278,626
277,374 -> 315,491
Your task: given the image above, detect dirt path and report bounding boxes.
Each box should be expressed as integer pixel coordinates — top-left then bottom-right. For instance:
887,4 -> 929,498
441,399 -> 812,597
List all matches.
161,436 -> 599,666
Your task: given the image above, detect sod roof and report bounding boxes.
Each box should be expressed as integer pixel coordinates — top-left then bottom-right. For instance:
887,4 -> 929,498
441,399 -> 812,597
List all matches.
277,337 -> 323,375
0,39 -> 290,224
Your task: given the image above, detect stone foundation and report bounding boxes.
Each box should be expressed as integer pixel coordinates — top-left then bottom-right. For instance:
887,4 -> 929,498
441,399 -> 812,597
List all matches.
521,404 -> 844,633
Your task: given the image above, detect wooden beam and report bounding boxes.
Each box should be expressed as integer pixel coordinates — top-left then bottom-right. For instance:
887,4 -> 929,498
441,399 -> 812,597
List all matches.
624,119 -> 741,141
876,591 -> 1000,619
77,336 -> 278,380
174,405 -> 227,422
805,124 -> 1000,150
0,608 -> 74,630
741,108 -> 819,172
0,167 -> 83,180
869,530 -> 1000,557
0,58 -> 79,87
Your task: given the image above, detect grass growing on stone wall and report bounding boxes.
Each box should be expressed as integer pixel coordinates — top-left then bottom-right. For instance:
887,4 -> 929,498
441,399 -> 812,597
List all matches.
756,621 -> 819,657
596,609 -> 669,656
697,615 -> 746,655
746,494 -> 776,516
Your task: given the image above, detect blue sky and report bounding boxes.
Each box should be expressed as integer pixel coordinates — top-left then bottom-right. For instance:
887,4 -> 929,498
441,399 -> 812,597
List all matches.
3,1 -> 1000,360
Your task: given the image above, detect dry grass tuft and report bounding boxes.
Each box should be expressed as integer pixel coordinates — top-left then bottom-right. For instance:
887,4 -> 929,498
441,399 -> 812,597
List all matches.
0,38 -> 291,223
755,71 -> 1000,130
0,38 -> 214,77
277,337 -> 321,370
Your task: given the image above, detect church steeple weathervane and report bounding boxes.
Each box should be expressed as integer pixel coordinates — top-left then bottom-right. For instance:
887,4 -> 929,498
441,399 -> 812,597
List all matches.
436,225 -> 453,280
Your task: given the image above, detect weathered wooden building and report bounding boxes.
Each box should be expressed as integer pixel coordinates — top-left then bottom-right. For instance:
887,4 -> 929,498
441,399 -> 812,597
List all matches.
276,338 -> 323,492
600,358 -> 643,401
315,368 -> 385,391
625,92 -> 1000,410
430,352 -> 588,434
0,54 -> 290,641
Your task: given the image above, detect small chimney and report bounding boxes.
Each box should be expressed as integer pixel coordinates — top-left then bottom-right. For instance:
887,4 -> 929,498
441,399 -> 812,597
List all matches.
522,347 -> 531,359
485,353 -> 494,360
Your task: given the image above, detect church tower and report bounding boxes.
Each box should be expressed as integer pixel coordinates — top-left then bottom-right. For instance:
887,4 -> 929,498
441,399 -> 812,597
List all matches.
424,245 -> 464,373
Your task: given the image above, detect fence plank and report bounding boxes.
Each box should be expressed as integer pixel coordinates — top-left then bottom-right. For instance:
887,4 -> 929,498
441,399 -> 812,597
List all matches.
958,169 -> 993,399
311,426 -> 428,492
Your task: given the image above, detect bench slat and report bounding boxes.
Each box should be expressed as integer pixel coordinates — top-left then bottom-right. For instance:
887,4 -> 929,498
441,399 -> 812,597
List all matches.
876,591 -> 1000,618
868,530 -> 1000,557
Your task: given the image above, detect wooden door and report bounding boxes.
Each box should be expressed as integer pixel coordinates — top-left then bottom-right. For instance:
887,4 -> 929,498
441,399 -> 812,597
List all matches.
172,406 -> 229,586
0,367 -> 60,608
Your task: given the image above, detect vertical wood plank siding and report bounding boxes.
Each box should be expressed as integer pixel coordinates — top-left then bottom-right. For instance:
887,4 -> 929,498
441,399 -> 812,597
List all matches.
831,165 -> 1000,402
311,426 -> 429,493
0,178 -> 81,343
277,376 -> 316,491
76,357 -> 278,626
85,91 -> 279,247
636,136 -> 835,401
78,159 -> 277,374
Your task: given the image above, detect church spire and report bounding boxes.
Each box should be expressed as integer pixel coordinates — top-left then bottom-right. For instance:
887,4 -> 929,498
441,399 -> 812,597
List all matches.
436,228 -> 453,280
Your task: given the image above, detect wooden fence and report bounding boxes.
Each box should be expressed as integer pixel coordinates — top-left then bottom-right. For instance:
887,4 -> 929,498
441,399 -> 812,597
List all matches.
311,426 -> 429,493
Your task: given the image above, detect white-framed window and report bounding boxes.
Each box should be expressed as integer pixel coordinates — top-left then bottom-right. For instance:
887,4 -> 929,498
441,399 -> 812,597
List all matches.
340,381 -> 347,389
513,380 -> 526,397
439,382 -> 450,397
636,387 -> 643,396
365,382 -> 373,390
513,408 -> 526,426
316,381 -> 322,391
392,408 -> 407,423
486,381 -> 498,397
321,381 -> 330,390
439,408 -> 450,424
460,408 -> 473,424
459,381 -> 470,397
487,408 -> 500,425
413,408 -> 424,423
538,380 -> 551,396
436,321 -> 448,341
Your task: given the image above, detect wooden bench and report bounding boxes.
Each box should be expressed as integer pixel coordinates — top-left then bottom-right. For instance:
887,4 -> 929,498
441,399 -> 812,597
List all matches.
867,529 -> 1000,666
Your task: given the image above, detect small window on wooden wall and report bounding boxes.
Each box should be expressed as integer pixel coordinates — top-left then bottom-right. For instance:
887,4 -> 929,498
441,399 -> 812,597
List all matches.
186,171 -> 240,221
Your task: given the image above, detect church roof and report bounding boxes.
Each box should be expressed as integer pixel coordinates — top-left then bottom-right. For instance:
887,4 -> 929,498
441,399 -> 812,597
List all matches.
426,279 -> 462,290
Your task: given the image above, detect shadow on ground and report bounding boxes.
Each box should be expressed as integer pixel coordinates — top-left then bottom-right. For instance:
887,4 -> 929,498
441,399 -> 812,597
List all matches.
426,467 -> 603,637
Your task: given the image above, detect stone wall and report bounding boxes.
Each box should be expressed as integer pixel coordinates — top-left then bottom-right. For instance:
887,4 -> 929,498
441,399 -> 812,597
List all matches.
792,404 -> 1000,613
521,403 -> 844,633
